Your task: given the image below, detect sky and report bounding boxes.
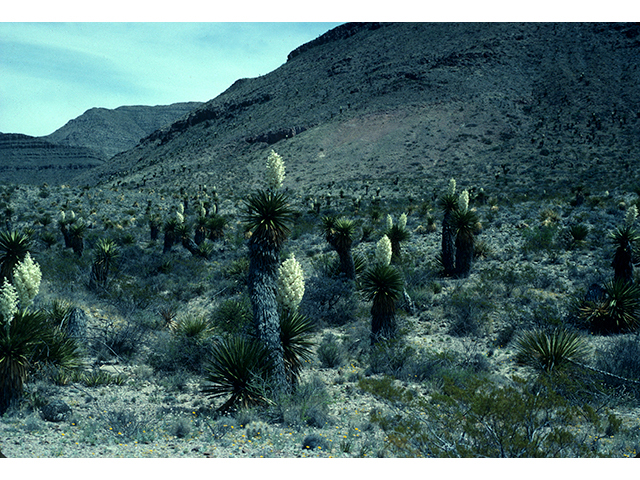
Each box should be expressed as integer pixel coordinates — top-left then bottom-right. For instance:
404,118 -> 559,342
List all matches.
0,21 -> 343,137
2,2 -> 636,137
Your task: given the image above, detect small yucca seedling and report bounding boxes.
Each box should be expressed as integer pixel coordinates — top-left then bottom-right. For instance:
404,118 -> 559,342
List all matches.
515,328 -> 589,373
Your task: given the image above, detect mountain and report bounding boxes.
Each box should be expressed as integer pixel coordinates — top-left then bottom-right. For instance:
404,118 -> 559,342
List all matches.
0,133 -> 105,185
0,102 -> 202,185
70,22 -> 640,201
43,102 -> 203,159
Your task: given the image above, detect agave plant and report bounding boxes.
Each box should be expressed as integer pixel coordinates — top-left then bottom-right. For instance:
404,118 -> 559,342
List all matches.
514,328 -> 589,373
321,216 -> 357,279
202,336 -> 274,413
0,230 -> 31,283
279,309 -> 315,385
579,279 -> 640,333
360,263 -> 404,344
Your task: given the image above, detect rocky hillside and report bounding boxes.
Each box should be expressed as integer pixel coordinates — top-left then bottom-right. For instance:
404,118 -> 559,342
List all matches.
0,133 -> 105,185
71,22 -> 640,201
43,102 -> 203,159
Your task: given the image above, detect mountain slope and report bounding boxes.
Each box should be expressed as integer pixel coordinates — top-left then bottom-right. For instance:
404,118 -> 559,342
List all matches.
0,133 -> 105,185
43,102 -> 203,159
70,22 -> 640,200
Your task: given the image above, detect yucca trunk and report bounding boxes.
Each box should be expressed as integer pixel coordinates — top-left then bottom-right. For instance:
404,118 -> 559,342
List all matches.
337,248 -> 356,280
455,232 -> 474,278
442,211 -> 456,275
370,298 -> 397,345
247,238 -> 288,392
60,224 -> 72,249
163,230 -> 175,254
613,240 -> 633,284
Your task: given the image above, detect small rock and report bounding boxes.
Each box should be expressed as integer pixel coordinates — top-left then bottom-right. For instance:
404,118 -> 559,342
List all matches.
40,399 -> 71,422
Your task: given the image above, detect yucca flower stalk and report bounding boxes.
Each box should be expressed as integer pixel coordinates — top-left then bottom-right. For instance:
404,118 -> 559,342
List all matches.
321,216 -> 357,280
438,178 -> 459,276
0,280 -> 18,330
266,150 -> 285,191
384,214 -> 410,263
277,254 -> 305,312
11,253 -> 41,309
243,185 -> 295,393
375,235 -> 393,267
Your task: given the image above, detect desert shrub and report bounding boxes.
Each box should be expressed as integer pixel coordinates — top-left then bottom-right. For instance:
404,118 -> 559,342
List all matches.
446,287 -> 493,337
367,338 -> 417,378
317,333 -> 346,368
81,369 -> 127,387
595,336 -> 640,388
300,274 -> 357,326
147,326 -> 217,375
168,417 -> 192,439
367,375 -> 603,457
266,375 -> 331,428
103,408 -> 152,442
212,296 -> 253,336
522,223 -> 560,255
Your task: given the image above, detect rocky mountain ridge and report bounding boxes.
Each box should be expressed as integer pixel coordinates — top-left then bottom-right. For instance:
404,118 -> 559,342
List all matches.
71,22 -> 640,201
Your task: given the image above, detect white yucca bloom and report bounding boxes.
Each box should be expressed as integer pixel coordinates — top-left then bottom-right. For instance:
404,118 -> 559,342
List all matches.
458,190 -> 469,212
266,150 -> 285,190
12,253 -> 42,309
625,205 -> 638,226
277,254 -> 305,312
176,211 -> 184,224
386,214 -> 393,231
398,213 -> 407,230
178,203 -> 184,214
59,211 -> 66,222
199,206 -> 207,218
447,178 -> 457,196
0,279 -> 19,326
375,235 -> 392,266
69,210 -> 76,220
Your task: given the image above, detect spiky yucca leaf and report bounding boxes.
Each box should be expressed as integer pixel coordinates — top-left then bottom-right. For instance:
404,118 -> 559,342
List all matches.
202,337 -> 274,412
579,279 -> 640,333
280,309 -> 315,384
609,224 -> 640,247
0,230 -> 31,282
360,264 -> 404,308
515,328 -> 589,372
243,190 -> 294,248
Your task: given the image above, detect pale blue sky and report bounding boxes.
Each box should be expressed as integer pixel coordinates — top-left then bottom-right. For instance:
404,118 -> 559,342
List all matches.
0,22 -> 343,136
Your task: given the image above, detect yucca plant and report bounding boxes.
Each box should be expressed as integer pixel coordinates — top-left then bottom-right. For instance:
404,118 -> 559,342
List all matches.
202,336 -> 274,413
206,214 -> 227,241
1,310 -> 82,414
384,214 -> 410,264
321,216 -> 357,279
451,207 -> 480,278
438,179 -> 458,276
170,315 -> 213,339
68,221 -> 86,257
89,238 -> 119,291
279,309 -> 315,385
0,230 -> 31,283
163,218 -> 179,254
243,188 -> 295,391
579,279 -> 640,333
360,263 -> 404,344
610,224 -> 640,284
514,328 -> 589,373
